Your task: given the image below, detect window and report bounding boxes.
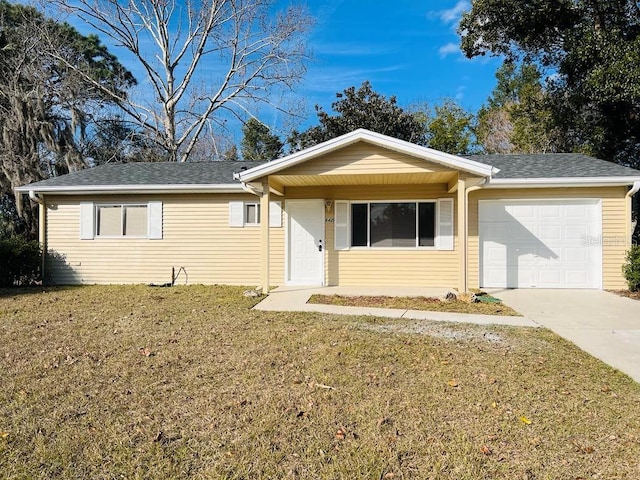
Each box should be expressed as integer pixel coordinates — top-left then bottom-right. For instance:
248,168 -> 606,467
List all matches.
96,204 -> 148,237
244,203 -> 260,225
350,201 -> 437,248
229,200 -> 282,228
80,201 -> 162,240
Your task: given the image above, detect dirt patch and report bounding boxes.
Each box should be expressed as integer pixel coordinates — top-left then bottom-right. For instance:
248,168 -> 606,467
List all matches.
356,320 -> 508,344
610,289 -> 640,300
308,294 -> 521,316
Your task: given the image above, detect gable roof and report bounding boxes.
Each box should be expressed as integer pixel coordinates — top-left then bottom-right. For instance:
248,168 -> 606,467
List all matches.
14,161 -> 258,194
235,129 -> 499,182
14,137 -> 640,196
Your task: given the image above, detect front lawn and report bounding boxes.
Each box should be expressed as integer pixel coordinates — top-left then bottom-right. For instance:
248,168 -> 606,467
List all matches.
1,285 -> 639,479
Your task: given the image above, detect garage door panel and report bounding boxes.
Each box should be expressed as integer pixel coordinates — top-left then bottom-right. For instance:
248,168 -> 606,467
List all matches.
564,224 -> 589,241
479,200 -> 602,289
565,270 -> 590,286
485,243 -> 506,262
539,205 -> 560,217
565,204 -> 590,219
539,225 -> 562,241
510,204 -> 535,219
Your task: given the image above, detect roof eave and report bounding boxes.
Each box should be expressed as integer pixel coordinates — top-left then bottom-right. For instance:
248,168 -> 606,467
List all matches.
14,184 -> 244,195
486,177 -> 640,188
236,129 -> 496,181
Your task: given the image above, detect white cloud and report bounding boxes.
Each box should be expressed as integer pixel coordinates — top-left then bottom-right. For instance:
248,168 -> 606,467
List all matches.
438,42 -> 460,58
436,1 -> 470,25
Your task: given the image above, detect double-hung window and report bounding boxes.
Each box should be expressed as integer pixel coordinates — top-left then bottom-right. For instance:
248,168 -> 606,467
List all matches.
96,204 -> 148,237
335,199 -> 453,251
80,201 -> 163,240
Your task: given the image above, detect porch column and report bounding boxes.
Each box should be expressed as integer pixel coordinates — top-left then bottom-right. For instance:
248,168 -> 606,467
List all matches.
259,179 -> 270,293
457,178 -> 467,293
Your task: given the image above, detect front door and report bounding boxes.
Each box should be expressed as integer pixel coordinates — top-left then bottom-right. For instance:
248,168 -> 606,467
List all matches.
287,200 -> 325,285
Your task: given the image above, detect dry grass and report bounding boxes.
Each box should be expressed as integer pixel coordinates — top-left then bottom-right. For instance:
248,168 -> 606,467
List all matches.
308,294 -> 521,316
1,285 -> 639,479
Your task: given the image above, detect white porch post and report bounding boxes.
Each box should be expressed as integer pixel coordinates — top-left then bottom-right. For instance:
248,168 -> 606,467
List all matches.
259,179 -> 270,293
457,178 -> 467,293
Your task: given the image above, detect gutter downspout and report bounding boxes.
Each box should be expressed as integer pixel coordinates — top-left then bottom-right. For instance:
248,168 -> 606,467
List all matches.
28,190 -> 46,281
463,178 -> 489,293
626,181 -> 640,246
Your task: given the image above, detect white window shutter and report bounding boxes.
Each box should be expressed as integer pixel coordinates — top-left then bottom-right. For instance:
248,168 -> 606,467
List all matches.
229,201 -> 244,227
148,201 -> 163,239
334,201 -> 350,250
269,201 -> 282,227
437,198 -> 454,250
80,202 -> 94,240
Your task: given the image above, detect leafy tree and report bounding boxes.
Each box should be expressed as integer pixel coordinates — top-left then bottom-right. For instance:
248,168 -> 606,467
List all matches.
288,81 -> 426,151
476,62 -> 556,154
422,99 -> 477,154
51,0 -> 312,162
0,0 -> 135,237
459,0 -> 640,166
241,118 -> 283,161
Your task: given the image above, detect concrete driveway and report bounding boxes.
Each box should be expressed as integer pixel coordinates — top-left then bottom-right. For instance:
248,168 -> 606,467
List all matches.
493,289 -> 640,383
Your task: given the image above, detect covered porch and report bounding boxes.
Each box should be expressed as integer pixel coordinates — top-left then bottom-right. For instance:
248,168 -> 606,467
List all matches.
234,129 -> 497,293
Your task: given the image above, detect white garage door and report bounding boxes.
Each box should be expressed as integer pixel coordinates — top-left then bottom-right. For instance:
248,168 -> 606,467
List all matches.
479,199 -> 602,289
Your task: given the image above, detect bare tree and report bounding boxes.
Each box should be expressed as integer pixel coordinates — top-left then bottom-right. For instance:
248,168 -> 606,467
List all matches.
50,0 -> 312,162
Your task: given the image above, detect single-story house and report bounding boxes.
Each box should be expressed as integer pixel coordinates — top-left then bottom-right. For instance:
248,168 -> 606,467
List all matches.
15,129 -> 640,292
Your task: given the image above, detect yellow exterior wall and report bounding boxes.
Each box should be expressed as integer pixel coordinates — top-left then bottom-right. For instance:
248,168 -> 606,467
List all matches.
44,194 -> 284,286
468,187 -> 630,290
281,143 -> 451,176
43,185 -> 630,290
283,184 -> 459,288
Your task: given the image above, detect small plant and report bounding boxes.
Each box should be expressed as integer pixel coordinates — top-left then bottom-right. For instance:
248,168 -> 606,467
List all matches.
622,245 -> 640,291
0,237 -> 41,287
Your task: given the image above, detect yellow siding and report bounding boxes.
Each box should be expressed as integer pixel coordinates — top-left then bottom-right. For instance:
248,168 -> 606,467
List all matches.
468,187 -> 629,290
285,184 -> 460,288
281,143 -> 451,176
44,194 -> 284,286
44,185 -> 629,290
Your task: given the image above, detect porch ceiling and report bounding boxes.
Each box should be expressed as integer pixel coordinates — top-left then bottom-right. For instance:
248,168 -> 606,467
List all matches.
269,171 -> 458,187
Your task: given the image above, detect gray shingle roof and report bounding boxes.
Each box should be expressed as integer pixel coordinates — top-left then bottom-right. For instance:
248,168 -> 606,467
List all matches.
19,161 -> 260,189
17,153 -> 640,192
464,153 -> 640,178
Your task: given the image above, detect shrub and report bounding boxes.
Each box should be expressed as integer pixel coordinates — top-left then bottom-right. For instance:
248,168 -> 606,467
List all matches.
622,244 -> 640,291
0,237 -> 41,287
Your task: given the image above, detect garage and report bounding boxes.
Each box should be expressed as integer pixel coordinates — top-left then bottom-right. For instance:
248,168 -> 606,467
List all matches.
479,199 -> 602,289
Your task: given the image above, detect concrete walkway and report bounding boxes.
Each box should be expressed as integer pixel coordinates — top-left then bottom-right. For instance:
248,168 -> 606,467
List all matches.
254,286 -> 539,327
489,289 -> 640,383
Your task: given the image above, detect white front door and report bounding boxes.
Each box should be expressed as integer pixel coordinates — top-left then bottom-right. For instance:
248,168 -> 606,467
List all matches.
287,200 -> 325,285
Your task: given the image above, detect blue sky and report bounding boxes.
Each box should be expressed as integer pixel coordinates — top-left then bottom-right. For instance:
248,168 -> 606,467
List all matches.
287,0 -> 503,130
61,0 -> 503,142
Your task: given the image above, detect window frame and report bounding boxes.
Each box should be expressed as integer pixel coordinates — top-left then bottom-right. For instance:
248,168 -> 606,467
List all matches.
94,203 -> 149,238
349,199 -> 438,250
244,202 -> 261,226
